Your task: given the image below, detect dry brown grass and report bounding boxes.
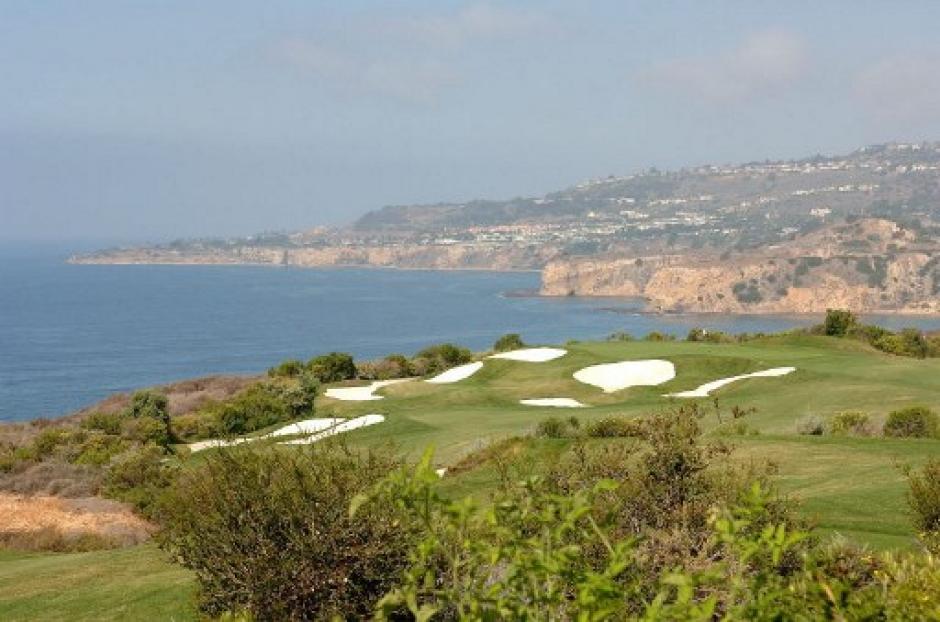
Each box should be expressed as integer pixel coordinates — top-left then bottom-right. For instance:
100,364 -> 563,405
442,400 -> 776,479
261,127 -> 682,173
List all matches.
67,374 -> 261,419
0,461 -> 102,497
0,493 -> 154,551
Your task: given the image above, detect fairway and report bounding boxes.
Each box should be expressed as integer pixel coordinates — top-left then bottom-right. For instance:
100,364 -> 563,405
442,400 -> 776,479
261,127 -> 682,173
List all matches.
318,334 -> 940,549
3,334 -> 939,619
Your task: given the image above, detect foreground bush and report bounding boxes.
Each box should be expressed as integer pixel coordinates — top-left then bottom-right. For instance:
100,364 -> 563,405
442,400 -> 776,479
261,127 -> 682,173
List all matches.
158,443 -> 414,620
908,458 -> 940,549
884,406 -> 938,438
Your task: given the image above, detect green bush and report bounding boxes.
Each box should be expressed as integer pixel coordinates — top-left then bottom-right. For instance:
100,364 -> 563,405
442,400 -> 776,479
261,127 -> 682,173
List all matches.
356,354 -> 412,380
306,352 -> 357,383
643,331 -> 675,342
873,328 -> 930,358
124,390 -> 171,448
492,333 -> 525,352
607,331 -> 634,341
158,444 -> 414,620
412,343 -> 473,375
884,406 -> 939,438
81,411 -> 125,435
127,390 -> 169,423
823,309 -> 858,337
104,445 -> 176,517
211,381 -> 308,436
534,416 -> 570,438
120,414 -> 172,449
829,411 -> 872,436
586,416 -> 642,438
267,358 -> 305,378
907,459 -> 940,541
686,327 -> 734,343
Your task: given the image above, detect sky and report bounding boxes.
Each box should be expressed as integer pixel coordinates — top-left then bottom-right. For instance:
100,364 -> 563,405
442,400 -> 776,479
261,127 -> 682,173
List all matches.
3,1 -> 940,243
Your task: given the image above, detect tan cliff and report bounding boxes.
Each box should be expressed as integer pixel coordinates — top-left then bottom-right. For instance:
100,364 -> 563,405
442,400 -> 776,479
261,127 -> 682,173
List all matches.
70,243 -> 561,272
541,219 -> 940,314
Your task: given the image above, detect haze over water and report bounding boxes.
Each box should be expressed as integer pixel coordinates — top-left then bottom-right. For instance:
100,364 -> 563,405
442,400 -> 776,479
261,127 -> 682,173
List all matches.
4,245 -> 940,422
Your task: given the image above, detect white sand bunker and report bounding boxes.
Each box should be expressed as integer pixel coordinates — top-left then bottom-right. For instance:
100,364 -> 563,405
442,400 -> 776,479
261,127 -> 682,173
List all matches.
520,398 -> 586,408
574,360 -> 676,393
426,361 -> 483,384
666,367 -> 796,398
488,347 -> 567,362
324,378 -> 413,401
280,414 -> 385,445
188,417 -> 345,452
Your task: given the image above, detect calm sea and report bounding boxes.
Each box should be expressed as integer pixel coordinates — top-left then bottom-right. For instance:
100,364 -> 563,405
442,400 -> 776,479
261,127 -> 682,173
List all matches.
3,243 -> 940,422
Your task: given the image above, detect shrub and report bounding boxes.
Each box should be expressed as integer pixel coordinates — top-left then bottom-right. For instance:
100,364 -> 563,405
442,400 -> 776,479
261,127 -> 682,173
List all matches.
81,411 -> 125,435
873,328 -> 930,358
884,406 -> 939,438
212,381 -> 303,436
104,445 -> 176,517
413,343 -> 473,375
687,327 -> 734,343
607,331 -> 634,342
120,414 -> 171,449
643,331 -> 675,342
829,411 -> 872,436
267,358 -> 305,378
158,444 -> 414,620
534,417 -> 569,438
125,390 -> 171,448
306,352 -> 357,383
586,416 -> 642,438
823,309 -> 859,337
127,390 -> 169,424
907,459 -> 940,540
170,411 -> 221,441
796,415 -> 826,436
492,333 -> 525,352
357,354 -> 412,380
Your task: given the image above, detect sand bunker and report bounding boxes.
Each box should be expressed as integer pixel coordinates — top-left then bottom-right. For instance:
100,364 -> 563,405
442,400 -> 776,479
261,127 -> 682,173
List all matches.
520,398 -> 587,408
280,414 -> 385,445
573,360 -> 676,393
187,417 -> 347,452
426,361 -> 483,384
666,367 -> 796,398
324,378 -> 413,401
488,347 -> 567,362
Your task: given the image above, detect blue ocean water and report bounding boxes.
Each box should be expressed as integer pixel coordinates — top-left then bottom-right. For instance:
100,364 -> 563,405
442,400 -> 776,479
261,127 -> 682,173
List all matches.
3,244 -> 940,422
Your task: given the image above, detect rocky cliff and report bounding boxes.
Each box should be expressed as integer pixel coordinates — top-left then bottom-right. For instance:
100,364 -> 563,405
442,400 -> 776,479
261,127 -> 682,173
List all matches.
541,219 -> 940,313
71,243 -> 560,272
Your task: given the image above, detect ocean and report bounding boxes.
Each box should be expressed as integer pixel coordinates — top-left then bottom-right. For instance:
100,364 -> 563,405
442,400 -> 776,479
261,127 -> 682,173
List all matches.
3,244 -> 940,422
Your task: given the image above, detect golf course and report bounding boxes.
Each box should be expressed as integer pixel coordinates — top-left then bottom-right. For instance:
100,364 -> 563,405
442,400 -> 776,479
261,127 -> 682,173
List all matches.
2,332 -> 940,620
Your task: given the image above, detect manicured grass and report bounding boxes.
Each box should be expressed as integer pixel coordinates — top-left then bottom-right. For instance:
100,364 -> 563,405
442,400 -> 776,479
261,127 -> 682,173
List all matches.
0,545 -> 196,621
321,334 -> 940,550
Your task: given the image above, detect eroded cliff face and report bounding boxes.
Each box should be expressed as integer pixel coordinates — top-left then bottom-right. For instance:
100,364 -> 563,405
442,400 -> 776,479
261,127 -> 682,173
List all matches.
71,243 -> 560,272
540,219 -> 940,313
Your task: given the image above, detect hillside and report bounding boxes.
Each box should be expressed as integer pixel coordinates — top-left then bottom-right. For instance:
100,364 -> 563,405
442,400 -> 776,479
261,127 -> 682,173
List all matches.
542,218 -> 940,313
71,141 -> 940,312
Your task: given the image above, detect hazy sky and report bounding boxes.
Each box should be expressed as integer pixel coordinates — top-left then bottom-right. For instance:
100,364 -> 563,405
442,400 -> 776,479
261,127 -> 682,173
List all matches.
4,1 -> 940,242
